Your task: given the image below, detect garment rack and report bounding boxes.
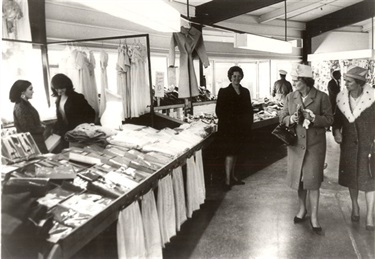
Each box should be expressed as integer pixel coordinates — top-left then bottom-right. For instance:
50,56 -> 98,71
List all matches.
46,34 -> 154,126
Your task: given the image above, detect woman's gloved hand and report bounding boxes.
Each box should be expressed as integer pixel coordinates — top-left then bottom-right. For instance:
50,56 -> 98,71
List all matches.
333,129 -> 342,144
302,109 -> 315,122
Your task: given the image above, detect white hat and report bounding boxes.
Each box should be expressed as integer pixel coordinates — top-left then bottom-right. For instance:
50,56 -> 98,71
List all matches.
279,70 -> 287,75
291,64 -> 312,78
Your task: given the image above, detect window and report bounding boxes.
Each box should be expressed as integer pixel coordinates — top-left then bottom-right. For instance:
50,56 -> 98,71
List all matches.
1,42 -> 54,124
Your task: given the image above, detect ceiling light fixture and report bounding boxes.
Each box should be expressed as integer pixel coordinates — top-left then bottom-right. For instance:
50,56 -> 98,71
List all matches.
307,49 -> 374,61
234,33 -> 293,54
65,0 -> 181,32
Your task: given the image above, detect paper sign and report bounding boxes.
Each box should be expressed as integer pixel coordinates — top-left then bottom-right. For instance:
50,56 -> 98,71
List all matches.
168,67 -> 177,89
155,71 -> 165,97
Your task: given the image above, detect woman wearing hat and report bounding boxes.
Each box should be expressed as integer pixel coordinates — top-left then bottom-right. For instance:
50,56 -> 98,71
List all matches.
333,66 -> 375,231
9,80 -> 48,153
280,64 -> 333,234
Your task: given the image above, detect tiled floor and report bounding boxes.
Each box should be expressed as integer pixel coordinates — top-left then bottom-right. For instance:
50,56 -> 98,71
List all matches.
163,133 -> 375,259
73,132 -> 374,259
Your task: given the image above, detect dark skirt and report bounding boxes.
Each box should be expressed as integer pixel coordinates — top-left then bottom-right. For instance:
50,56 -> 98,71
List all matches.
215,130 -> 249,157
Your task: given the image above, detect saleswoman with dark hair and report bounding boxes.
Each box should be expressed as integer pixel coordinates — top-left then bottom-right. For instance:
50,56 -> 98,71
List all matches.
9,80 -> 48,153
51,73 -> 95,148
215,66 -> 254,191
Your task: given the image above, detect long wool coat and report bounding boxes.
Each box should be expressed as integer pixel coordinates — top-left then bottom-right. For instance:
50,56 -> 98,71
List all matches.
333,84 -> 375,191
169,26 -> 210,98
280,87 -> 333,190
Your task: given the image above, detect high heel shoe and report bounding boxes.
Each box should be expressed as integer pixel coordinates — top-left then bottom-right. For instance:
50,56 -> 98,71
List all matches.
351,208 -> 360,222
222,183 -> 231,192
293,210 -> 307,224
351,215 -> 360,222
231,178 -> 245,185
310,220 -> 323,234
365,225 -> 375,231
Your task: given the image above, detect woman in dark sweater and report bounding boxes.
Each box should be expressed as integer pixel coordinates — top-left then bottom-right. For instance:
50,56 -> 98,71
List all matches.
9,80 -> 48,153
51,73 -> 95,148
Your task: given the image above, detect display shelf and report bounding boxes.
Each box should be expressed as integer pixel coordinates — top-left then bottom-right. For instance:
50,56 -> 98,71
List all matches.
46,132 -> 214,259
153,103 -> 184,111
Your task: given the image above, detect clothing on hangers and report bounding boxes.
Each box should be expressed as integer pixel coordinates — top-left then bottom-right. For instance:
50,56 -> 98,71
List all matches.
169,26 -> 210,98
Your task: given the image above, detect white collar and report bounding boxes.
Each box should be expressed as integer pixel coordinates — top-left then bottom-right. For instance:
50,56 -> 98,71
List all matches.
336,84 -> 375,122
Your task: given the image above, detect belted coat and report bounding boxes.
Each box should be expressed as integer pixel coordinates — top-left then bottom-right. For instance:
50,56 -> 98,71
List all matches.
169,26 -> 209,98
280,87 -> 333,190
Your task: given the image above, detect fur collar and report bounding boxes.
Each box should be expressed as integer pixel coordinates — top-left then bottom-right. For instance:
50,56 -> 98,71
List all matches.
336,84 -> 375,122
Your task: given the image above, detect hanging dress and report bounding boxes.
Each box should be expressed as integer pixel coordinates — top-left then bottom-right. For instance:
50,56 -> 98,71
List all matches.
99,50 -> 108,117
76,50 -> 99,117
116,45 -> 131,119
130,43 -> 150,117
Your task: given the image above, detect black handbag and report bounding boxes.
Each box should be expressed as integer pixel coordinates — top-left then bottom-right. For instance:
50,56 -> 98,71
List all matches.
271,123 -> 297,146
369,139 -> 375,178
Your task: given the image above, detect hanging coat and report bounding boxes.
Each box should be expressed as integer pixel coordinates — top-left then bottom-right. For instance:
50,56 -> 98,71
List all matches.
280,87 -> 333,190
169,26 -> 209,98
333,84 -> 375,191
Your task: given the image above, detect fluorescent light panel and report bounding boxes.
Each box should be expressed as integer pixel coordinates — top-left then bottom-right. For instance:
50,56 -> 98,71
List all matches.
234,33 -> 293,54
65,0 -> 181,32
307,49 -> 375,61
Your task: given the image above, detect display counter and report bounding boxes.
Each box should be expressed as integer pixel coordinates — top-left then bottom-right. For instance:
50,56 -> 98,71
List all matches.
46,132 -> 213,259
1,123 -> 214,259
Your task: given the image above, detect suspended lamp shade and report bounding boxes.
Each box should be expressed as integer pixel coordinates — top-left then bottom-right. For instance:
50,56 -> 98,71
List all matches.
234,33 -> 293,54
66,0 -> 181,32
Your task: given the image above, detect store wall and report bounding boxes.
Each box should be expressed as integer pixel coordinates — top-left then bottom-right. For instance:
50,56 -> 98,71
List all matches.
311,31 -> 370,54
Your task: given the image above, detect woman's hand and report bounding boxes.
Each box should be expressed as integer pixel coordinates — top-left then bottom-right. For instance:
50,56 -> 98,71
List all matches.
333,129 -> 342,144
302,109 -> 315,122
290,112 -> 298,124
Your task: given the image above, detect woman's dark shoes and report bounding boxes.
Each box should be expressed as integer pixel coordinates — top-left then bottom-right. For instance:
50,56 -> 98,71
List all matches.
223,183 -> 231,192
310,220 -> 323,234
351,207 -> 360,222
293,210 -> 307,224
351,215 -> 360,222
231,178 -> 245,185
365,225 -> 375,231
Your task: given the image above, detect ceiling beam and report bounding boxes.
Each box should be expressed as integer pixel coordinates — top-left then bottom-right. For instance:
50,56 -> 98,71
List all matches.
192,0 -> 284,25
258,0 -> 337,24
306,0 -> 375,37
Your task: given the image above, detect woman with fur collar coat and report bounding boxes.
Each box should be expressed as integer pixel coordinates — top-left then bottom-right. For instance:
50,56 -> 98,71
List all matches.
333,66 -> 375,231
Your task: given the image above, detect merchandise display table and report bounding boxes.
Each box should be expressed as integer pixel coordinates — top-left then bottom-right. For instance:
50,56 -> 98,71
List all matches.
46,133 -> 213,259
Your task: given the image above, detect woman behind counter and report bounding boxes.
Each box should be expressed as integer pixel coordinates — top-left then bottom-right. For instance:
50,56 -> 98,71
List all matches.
9,80 -> 48,153
215,66 -> 254,191
280,64 -> 333,234
333,66 -> 375,231
51,73 -> 95,148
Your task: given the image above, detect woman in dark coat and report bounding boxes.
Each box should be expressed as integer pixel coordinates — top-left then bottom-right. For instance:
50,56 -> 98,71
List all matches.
215,66 -> 254,191
280,64 -> 333,233
9,80 -> 48,153
51,73 -> 95,148
333,66 -> 375,231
